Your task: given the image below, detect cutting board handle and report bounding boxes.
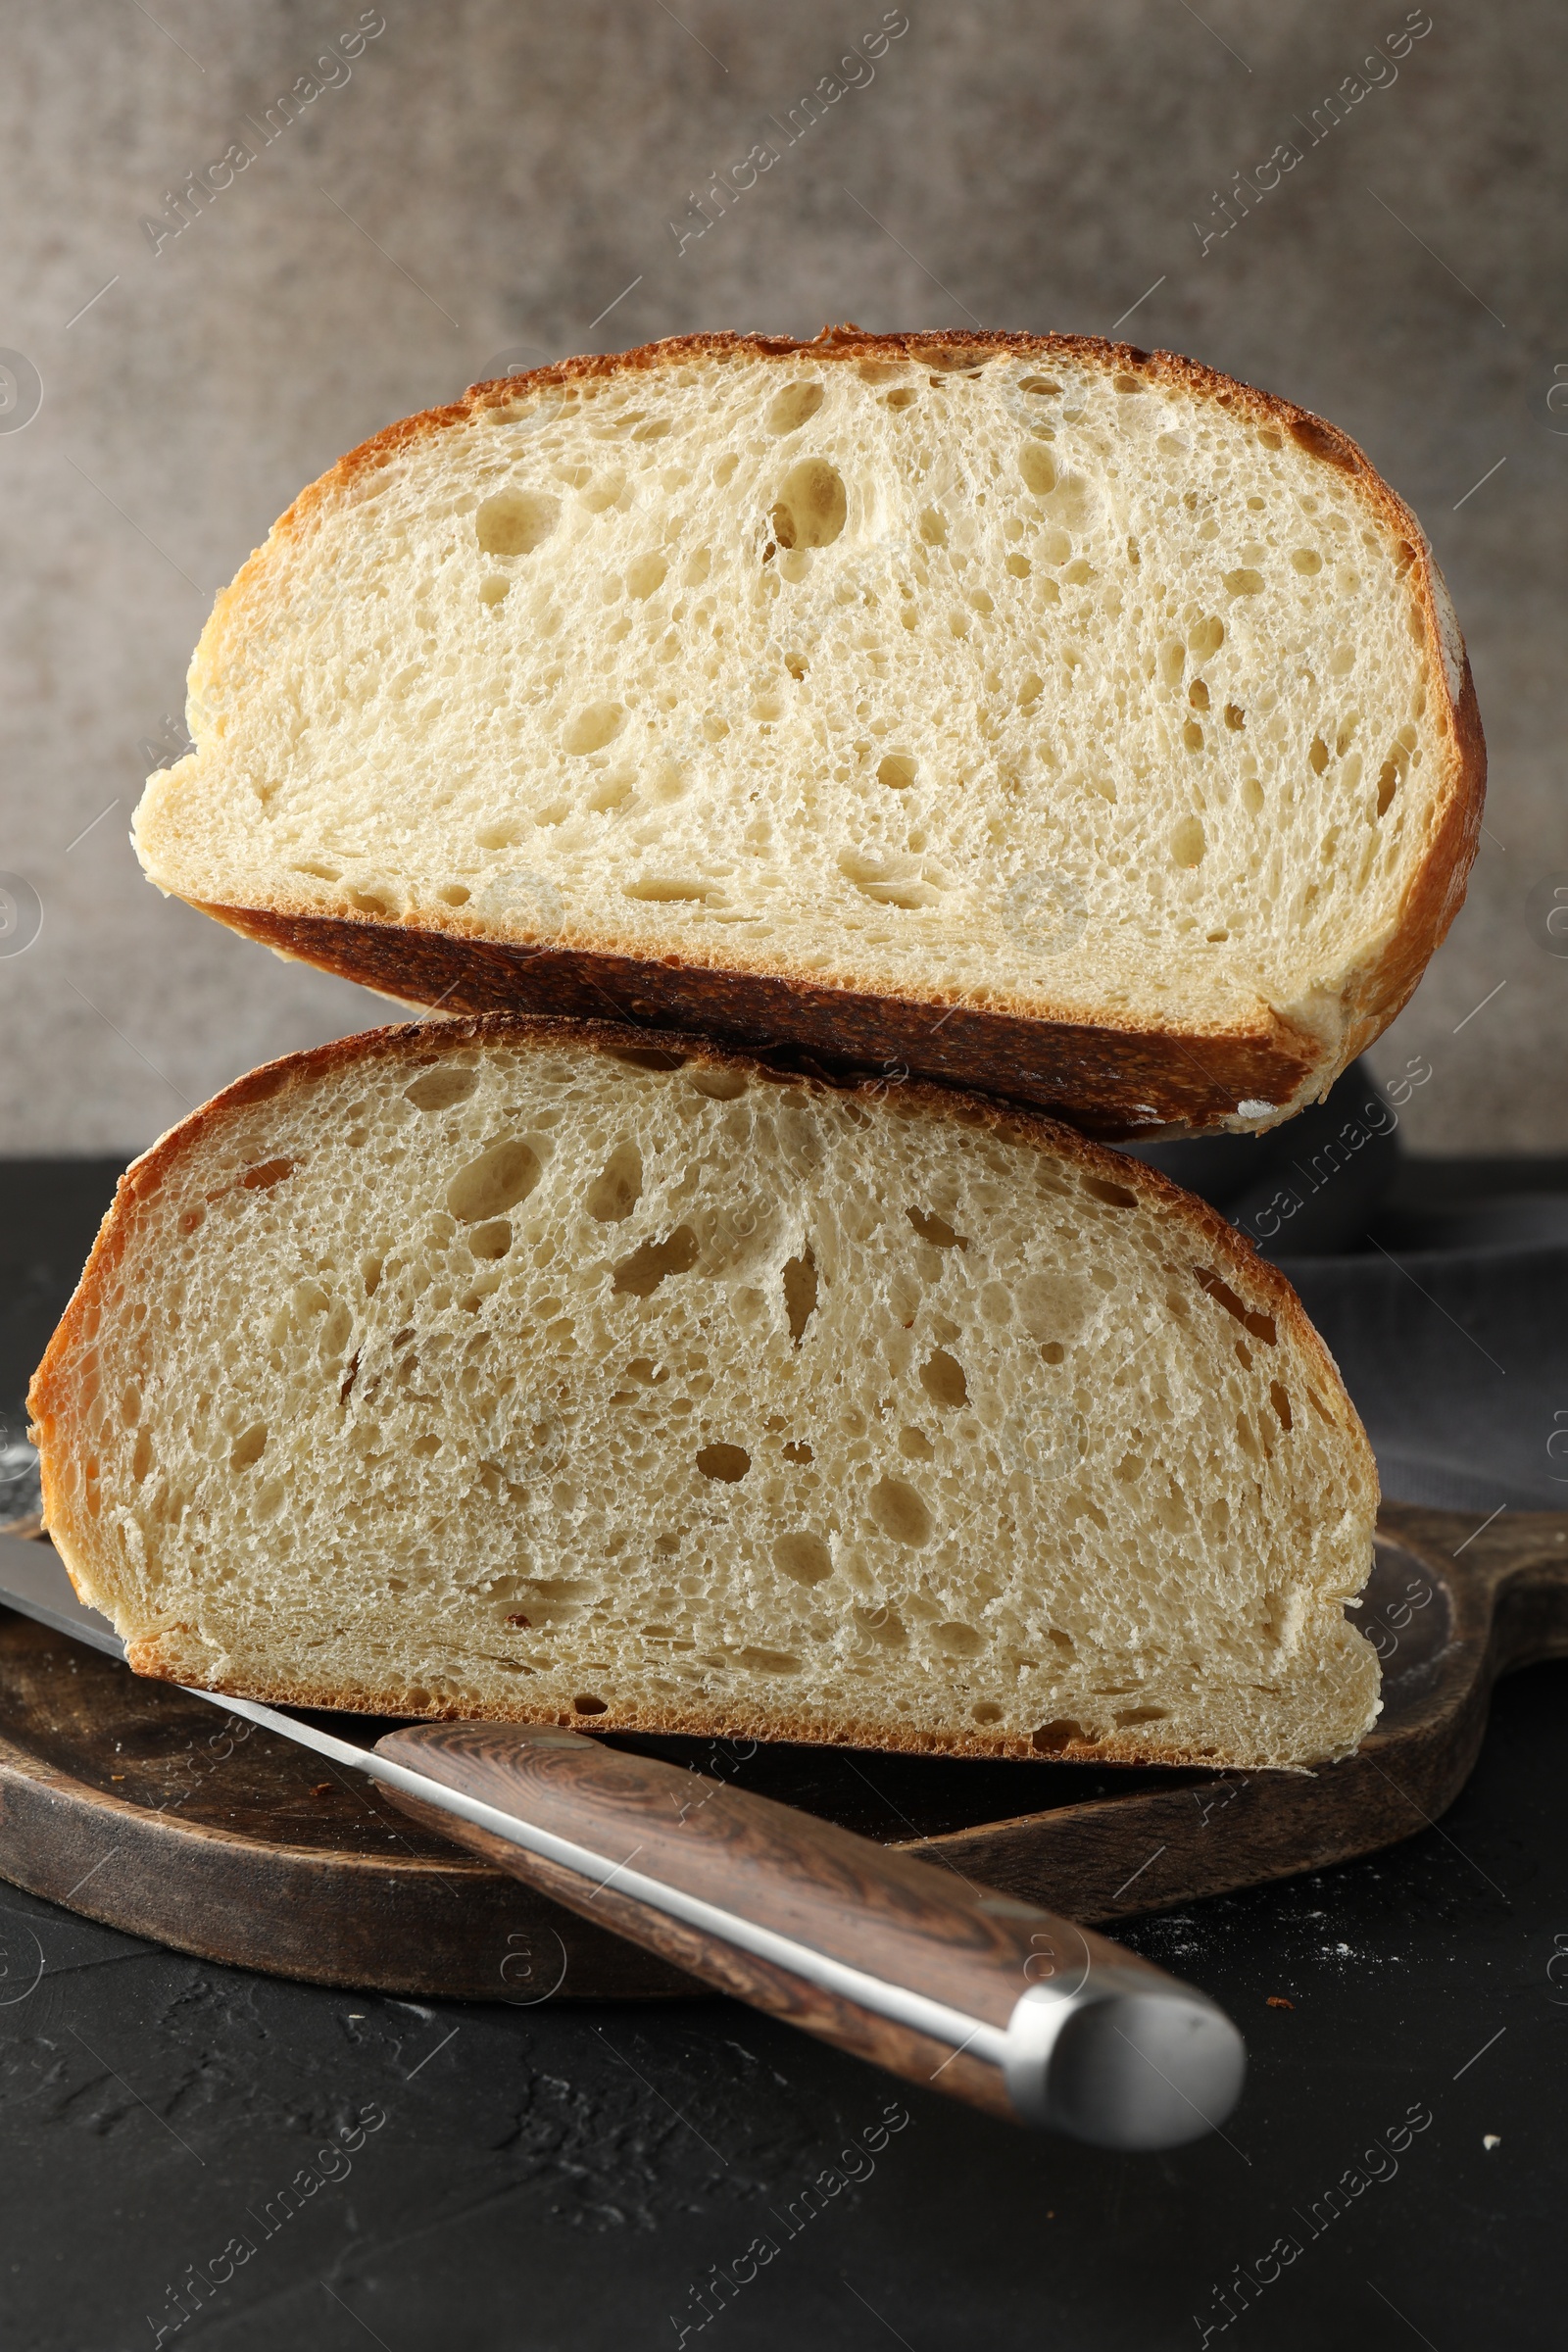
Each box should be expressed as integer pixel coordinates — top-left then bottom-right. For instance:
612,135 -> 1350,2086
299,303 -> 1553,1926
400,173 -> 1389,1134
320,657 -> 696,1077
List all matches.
375,1720 -> 1245,2147
1443,1509 -> 1568,1675
1486,1514 -> 1568,1684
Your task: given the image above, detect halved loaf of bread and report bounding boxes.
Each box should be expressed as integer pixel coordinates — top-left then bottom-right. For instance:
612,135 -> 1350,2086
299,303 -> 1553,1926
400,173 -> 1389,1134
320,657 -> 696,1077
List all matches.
29,1016 -> 1380,1765
133,324 -> 1482,1138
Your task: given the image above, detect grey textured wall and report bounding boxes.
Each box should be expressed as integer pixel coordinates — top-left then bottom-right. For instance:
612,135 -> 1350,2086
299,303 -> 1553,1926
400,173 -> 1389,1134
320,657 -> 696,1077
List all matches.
1,0 -> 1562,1152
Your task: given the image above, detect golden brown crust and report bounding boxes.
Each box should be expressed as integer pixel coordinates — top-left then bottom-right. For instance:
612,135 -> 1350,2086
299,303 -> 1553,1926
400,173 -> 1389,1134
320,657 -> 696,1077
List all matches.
29,1011 -> 1375,1760
156,324 -> 1483,1138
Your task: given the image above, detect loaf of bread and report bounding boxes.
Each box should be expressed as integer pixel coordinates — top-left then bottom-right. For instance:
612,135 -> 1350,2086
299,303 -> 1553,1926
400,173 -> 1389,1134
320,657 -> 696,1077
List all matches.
132,324 -> 1483,1139
29,1017 -> 1380,1766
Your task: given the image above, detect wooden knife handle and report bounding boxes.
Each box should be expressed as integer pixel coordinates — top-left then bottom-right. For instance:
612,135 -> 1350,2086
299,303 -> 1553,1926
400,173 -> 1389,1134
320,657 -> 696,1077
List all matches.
375,1722 -> 1245,2145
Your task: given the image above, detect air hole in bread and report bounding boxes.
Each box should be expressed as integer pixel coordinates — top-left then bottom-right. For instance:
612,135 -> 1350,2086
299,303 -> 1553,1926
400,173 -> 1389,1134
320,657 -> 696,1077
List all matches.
774,1531 -> 831,1586
1376,760 -> 1399,815
572,1692 -> 608,1715
689,1066 -> 747,1101
585,768 -> 636,815
868,1477 -> 933,1546
476,490 -> 558,556
907,1207 -> 968,1250
563,701 -> 625,756
1224,702 -> 1246,731
625,553 -> 667,600
1270,1381 -> 1294,1431
697,1444 -> 750,1483
1019,442 -> 1057,496
479,577 -> 510,607
466,1219 -> 513,1261
771,459 -> 846,550
447,1140 -> 541,1221
612,1225 -> 699,1298
242,1157 -> 296,1193
230,1422 -> 268,1471
406,1064 -> 478,1111
782,1249 -> 818,1343
1031,1718 -> 1090,1753
1082,1177 -> 1138,1209
919,506 -> 948,548
585,1142 -> 643,1223
607,1047 -> 687,1072
765,381 -> 825,435
837,850 -> 942,909
1309,736 -> 1330,774
1195,1265 -> 1277,1345
1171,815 -> 1206,867
878,752 -> 917,790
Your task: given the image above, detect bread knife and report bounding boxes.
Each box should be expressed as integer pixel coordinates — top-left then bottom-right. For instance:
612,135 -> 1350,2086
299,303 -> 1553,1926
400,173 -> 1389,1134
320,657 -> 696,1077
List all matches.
0,1533 -> 1244,2147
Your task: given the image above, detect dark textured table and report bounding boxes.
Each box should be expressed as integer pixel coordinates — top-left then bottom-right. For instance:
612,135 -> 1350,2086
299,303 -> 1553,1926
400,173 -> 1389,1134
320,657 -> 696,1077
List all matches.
2,1152 -> 1563,2352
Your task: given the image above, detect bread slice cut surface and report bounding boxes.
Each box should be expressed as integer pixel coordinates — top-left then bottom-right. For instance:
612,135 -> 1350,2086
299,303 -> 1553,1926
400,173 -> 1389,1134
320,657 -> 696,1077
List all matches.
30,1017 -> 1380,1767
133,326 -> 1482,1135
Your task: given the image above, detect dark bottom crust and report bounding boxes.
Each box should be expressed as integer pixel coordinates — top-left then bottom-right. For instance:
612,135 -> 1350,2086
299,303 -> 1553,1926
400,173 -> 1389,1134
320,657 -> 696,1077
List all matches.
204,902 -> 1322,1139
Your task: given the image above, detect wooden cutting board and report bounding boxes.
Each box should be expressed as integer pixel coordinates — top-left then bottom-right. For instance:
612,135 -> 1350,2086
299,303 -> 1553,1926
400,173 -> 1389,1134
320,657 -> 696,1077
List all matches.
1,1504 -> 1563,2003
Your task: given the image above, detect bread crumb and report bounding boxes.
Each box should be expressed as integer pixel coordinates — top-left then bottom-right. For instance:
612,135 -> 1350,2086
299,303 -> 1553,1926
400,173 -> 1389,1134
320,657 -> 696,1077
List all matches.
129,336 -> 1475,1141
29,1023 -> 1382,1766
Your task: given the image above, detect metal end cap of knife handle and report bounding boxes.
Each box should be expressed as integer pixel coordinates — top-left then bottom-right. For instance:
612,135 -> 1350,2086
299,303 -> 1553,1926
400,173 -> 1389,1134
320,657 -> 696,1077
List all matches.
1003,1981 -> 1247,2150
